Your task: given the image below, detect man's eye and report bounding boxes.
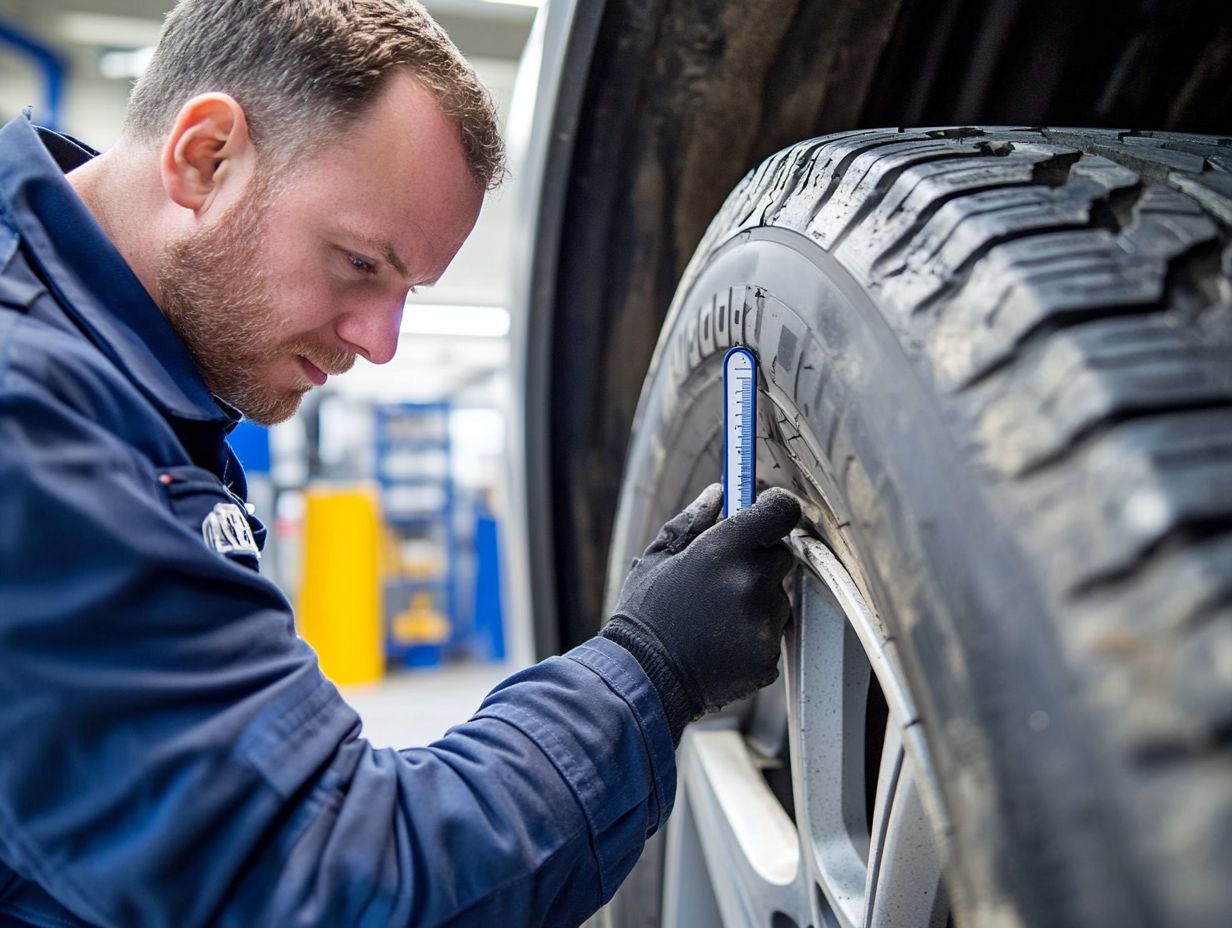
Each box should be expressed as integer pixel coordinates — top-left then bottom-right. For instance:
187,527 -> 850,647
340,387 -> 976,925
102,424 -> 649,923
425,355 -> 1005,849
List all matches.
346,253 -> 376,274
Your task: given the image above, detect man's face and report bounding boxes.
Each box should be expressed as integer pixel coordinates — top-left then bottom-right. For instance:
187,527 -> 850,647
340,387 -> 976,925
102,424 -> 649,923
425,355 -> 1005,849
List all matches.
158,72 -> 484,425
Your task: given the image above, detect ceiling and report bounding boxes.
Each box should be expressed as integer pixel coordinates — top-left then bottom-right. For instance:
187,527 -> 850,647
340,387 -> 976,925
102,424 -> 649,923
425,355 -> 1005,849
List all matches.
0,0 -> 537,62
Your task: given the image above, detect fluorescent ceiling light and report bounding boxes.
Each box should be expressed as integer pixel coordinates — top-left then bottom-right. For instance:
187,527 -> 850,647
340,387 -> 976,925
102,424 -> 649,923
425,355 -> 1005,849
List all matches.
400,303 -> 511,338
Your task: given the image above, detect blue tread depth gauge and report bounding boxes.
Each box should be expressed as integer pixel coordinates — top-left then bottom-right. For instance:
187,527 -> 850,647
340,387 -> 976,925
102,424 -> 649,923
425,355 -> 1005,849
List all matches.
723,346 -> 757,517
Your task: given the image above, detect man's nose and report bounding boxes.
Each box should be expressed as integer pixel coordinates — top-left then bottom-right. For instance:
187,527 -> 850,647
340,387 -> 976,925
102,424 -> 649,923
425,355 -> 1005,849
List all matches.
334,296 -> 404,365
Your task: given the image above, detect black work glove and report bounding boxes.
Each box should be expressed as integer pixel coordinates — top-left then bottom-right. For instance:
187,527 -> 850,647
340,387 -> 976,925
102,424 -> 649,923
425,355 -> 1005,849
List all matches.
600,484 -> 801,746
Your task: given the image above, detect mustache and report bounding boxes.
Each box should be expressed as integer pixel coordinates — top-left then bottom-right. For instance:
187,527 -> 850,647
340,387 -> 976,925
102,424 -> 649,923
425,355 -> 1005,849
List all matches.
286,337 -> 357,376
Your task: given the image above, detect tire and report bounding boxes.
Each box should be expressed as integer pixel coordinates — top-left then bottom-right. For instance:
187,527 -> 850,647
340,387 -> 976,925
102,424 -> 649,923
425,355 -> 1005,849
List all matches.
600,127 -> 1232,927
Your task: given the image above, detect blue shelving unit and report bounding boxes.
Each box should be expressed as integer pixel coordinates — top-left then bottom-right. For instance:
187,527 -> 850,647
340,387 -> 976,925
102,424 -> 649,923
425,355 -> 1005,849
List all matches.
374,402 -> 459,667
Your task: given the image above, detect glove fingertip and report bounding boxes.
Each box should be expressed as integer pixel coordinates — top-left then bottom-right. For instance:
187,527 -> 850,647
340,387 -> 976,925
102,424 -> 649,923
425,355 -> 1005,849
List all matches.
758,486 -> 802,517
735,487 -> 802,545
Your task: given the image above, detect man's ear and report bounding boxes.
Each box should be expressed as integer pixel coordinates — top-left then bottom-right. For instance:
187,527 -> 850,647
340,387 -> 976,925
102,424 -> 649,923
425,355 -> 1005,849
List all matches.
160,93 -> 254,214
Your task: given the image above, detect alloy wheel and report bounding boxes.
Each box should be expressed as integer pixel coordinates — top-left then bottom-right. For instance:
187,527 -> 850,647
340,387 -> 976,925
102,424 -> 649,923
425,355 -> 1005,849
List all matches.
661,533 -> 953,928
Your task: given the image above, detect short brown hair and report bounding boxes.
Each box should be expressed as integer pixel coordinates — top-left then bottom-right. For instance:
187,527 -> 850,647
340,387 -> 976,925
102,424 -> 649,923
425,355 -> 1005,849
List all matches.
124,0 -> 505,190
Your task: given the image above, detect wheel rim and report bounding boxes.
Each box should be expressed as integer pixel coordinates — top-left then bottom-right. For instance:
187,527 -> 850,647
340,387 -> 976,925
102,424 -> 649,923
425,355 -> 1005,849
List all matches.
661,533 -> 953,928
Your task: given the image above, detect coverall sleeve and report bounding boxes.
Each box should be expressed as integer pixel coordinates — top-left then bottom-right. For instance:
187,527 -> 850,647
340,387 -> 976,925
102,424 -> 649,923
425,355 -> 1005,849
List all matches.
0,345 -> 676,927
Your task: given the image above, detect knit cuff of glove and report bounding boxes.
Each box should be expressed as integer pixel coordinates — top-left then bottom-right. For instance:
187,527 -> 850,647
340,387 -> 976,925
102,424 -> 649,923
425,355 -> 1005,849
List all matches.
600,616 -> 700,747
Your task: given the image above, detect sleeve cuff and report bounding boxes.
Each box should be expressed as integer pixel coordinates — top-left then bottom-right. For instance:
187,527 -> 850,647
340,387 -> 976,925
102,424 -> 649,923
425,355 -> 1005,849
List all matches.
566,636 -> 678,826
598,617 -> 698,746
472,638 -> 677,903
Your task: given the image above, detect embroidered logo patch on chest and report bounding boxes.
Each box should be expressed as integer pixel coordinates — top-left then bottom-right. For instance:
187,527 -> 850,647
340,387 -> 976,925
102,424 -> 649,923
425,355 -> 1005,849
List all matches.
202,502 -> 260,559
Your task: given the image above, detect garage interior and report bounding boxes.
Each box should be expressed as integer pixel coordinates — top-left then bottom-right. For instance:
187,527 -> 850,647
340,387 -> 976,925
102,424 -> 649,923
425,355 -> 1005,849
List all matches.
1,0 -> 1229,926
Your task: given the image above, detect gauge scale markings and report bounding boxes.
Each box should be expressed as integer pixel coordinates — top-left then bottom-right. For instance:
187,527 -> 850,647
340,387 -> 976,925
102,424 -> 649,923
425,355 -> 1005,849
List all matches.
723,347 -> 757,517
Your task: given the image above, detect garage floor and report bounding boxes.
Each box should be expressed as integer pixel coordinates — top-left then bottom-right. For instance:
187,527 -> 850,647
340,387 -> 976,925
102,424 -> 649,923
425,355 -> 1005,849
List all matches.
339,661 -> 516,749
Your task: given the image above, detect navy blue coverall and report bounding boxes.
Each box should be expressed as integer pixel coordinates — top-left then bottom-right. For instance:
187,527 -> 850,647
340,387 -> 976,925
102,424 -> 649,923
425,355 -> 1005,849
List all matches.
0,113 -> 676,927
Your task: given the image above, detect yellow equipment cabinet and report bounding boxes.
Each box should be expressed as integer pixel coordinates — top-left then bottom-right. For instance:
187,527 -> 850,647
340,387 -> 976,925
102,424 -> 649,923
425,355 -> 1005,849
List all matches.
296,485 -> 384,685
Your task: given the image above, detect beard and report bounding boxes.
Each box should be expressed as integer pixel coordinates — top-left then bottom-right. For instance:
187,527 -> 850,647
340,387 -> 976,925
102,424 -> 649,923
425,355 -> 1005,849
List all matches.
157,173 -> 355,425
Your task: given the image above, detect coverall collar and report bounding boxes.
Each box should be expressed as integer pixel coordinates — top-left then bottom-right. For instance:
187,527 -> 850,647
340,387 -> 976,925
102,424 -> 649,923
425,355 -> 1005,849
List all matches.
0,113 -> 238,427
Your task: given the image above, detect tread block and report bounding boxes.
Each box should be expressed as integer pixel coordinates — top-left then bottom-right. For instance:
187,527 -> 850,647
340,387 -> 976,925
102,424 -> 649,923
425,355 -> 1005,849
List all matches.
1133,757 -> 1232,924
797,138 -> 989,246
928,183 -> 1221,387
936,263 -> 1165,387
873,181 -> 1132,314
764,130 -> 929,229
870,154 -> 1136,290
1118,188 -> 1220,260
1080,532 -> 1232,640
698,130 -> 892,259
1030,411 -> 1232,593
830,153 -> 1066,276
1044,129 -> 1210,177
754,139 -> 831,227
1169,172 -> 1232,227
976,318 -> 1232,475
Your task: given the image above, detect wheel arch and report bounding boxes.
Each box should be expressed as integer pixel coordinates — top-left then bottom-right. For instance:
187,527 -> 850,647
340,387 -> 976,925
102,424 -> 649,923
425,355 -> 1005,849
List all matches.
523,0 -> 1232,655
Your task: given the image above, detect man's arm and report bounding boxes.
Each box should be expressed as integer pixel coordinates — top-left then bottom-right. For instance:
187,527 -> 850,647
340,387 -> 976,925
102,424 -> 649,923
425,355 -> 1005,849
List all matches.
0,348 -> 674,927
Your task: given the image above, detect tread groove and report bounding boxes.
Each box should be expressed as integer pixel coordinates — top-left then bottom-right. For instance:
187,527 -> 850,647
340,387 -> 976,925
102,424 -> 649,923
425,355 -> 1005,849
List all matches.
800,135 -> 931,231
862,179 -> 1043,275
1129,717 -> 1232,771
961,235 -> 1230,389
760,139 -> 830,225
959,302 -> 1169,389
906,181 -> 1148,315
1089,181 -> 1146,233
1070,520 -> 1232,599
1015,398 -> 1232,478
907,220 -> 1093,315
1029,150 -> 1084,187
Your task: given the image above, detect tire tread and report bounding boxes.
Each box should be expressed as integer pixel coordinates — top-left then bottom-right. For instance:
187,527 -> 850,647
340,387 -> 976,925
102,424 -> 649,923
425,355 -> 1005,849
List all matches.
686,125 -> 1232,926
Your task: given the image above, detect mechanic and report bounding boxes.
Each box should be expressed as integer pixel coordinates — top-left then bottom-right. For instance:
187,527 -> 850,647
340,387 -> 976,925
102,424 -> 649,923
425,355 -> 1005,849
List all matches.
0,1 -> 801,926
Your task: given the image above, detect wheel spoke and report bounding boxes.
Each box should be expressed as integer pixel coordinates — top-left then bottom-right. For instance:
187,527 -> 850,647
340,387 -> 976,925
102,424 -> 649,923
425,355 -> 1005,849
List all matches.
864,729 -> 948,928
664,728 -> 804,926
786,571 -> 873,928
788,533 -> 952,858
787,533 -> 953,928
